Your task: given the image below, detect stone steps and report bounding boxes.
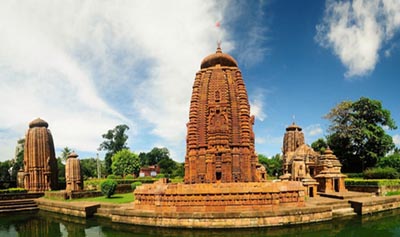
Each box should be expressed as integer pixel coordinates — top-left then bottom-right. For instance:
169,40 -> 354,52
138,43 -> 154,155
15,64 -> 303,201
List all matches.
332,207 -> 357,218
0,199 -> 39,213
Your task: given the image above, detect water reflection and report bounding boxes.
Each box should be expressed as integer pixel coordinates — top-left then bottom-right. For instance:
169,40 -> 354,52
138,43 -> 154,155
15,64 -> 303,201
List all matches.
1,208 -> 400,237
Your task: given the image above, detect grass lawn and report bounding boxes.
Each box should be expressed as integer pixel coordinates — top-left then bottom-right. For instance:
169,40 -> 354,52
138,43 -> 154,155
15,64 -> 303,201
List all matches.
69,192 -> 135,204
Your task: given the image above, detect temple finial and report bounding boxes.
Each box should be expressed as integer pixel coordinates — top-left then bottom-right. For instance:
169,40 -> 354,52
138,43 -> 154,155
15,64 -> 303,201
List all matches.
216,40 -> 222,53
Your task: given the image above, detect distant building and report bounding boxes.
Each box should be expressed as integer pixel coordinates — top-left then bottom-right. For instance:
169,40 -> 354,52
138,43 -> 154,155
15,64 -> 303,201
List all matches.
139,165 -> 160,177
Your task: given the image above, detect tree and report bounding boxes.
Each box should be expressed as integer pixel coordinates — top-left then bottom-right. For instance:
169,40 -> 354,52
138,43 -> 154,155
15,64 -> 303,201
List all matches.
111,149 -> 140,177
378,152 -> 400,173
80,158 -> 100,180
311,138 -> 328,154
144,147 -> 170,166
171,162 -> 185,178
325,97 -> 397,172
60,147 -> 72,163
258,153 -> 282,177
10,138 -> 25,181
98,124 -> 130,175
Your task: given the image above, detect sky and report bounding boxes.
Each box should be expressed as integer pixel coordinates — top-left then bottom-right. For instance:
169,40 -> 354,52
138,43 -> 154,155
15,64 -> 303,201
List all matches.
0,0 -> 399,162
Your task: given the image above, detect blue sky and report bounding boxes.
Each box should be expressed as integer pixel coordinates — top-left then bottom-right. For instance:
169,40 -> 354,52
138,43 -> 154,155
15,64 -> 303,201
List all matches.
0,0 -> 399,162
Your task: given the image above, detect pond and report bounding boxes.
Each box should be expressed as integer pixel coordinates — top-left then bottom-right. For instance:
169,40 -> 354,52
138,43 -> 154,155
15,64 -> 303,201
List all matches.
1,209 -> 400,237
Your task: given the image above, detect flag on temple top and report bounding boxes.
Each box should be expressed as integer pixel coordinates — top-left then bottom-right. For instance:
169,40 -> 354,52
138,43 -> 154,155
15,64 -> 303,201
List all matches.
216,21 -> 221,27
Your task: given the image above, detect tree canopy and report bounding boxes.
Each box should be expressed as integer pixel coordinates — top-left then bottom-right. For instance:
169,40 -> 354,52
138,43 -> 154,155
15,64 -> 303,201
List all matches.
258,153 -> 282,178
98,124 -> 129,175
311,138 -> 328,154
60,147 -> 72,163
325,97 -> 397,172
111,149 -> 140,177
139,147 -> 182,178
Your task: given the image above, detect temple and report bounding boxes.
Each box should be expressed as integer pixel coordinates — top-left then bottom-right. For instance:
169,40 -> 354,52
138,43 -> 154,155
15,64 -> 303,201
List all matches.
23,118 -> 58,192
133,46 -> 304,213
281,122 -> 347,196
185,45 -> 265,183
65,152 -> 83,192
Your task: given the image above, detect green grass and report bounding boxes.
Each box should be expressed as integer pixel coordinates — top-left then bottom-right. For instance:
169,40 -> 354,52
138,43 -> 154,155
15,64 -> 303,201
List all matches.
69,192 -> 135,204
386,191 -> 400,196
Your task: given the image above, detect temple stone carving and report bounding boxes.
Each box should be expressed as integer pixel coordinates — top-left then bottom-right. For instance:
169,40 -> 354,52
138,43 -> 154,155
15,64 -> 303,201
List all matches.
65,152 -> 83,192
184,46 -> 265,183
23,118 -> 58,191
281,122 -> 346,196
134,46 -> 304,213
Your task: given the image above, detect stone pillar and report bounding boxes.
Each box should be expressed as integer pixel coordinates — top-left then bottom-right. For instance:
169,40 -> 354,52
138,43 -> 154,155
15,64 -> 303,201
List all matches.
23,118 -> 58,192
65,152 -> 83,192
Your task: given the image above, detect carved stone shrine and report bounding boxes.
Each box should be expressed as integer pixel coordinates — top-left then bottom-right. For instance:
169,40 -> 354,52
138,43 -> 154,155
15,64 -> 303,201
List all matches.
184,45 -> 265,183
281,122 -> 347,196
134,47 -> 305,214
23,118 -> 58,191
65,152 -> 83,192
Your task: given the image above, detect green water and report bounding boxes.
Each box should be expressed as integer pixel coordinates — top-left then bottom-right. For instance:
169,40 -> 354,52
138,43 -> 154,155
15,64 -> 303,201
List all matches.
1,209 -> 400,237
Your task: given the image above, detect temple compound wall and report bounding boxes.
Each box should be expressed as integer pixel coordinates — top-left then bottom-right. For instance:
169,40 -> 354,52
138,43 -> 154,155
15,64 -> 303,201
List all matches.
23,118 -> 58,192
135,179 -> 305,213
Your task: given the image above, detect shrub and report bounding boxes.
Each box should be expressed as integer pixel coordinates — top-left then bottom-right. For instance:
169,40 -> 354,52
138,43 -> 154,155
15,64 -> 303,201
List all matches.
101,180 -> 117,198
125,174 -> 135,180
131,181 -> 142,191
363,167 -> 399,179
107,174 -> 122,179
156,174 -> 165,178
0,188 -> 27,194
346,173 -> 364,178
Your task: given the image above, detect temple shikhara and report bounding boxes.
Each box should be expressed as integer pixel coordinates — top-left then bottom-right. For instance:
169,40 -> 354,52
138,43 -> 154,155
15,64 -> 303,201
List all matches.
185,45 -> 265,183
23,118 -> 58,192
133,46 -> 305,214
281,123 -> 347,196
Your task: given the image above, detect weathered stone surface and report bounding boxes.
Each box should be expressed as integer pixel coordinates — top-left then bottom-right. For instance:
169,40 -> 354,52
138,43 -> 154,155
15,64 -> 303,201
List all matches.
133,46 -> 306,225
184,46 -> 265,184
111,205 -> 332,228
135,180 -> 305,212
349,196 -> 400,215
35,198 -> 100,218
23,118 -> 58,191
281,123 -> 346,195
65,152 -> 83,192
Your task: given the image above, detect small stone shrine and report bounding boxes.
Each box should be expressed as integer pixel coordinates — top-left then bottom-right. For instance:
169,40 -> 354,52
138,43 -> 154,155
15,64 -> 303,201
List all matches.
281,122 -> 347,196
65,152 -> 83,192
23,118 -> 58,191
134,46 -> 305,213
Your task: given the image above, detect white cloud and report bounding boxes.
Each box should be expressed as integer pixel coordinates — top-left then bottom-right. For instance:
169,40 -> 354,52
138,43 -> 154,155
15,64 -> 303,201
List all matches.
304,124 -> 323,137
0,0 -> 241,161
316,0 -> 400,77
0,0 -> 271,162
250,90 -> 267,122
393,134 -> 400,146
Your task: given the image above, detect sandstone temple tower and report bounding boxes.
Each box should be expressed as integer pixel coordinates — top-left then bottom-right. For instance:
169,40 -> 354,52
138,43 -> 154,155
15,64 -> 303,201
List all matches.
23,118 -> 58,191
184,46 -> 262,183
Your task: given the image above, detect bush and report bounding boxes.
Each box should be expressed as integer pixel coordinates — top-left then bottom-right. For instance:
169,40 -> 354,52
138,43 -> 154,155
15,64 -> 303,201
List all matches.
363,167 -> 399,179
156,174 -> 165,178
107,174 -> 122,179
345,178 -> 400,187
346,173 -> 364,178
101,180 -> 118,198
131,181 -> 142,191
0,188 -> 27,194
125,174 -> 135,180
